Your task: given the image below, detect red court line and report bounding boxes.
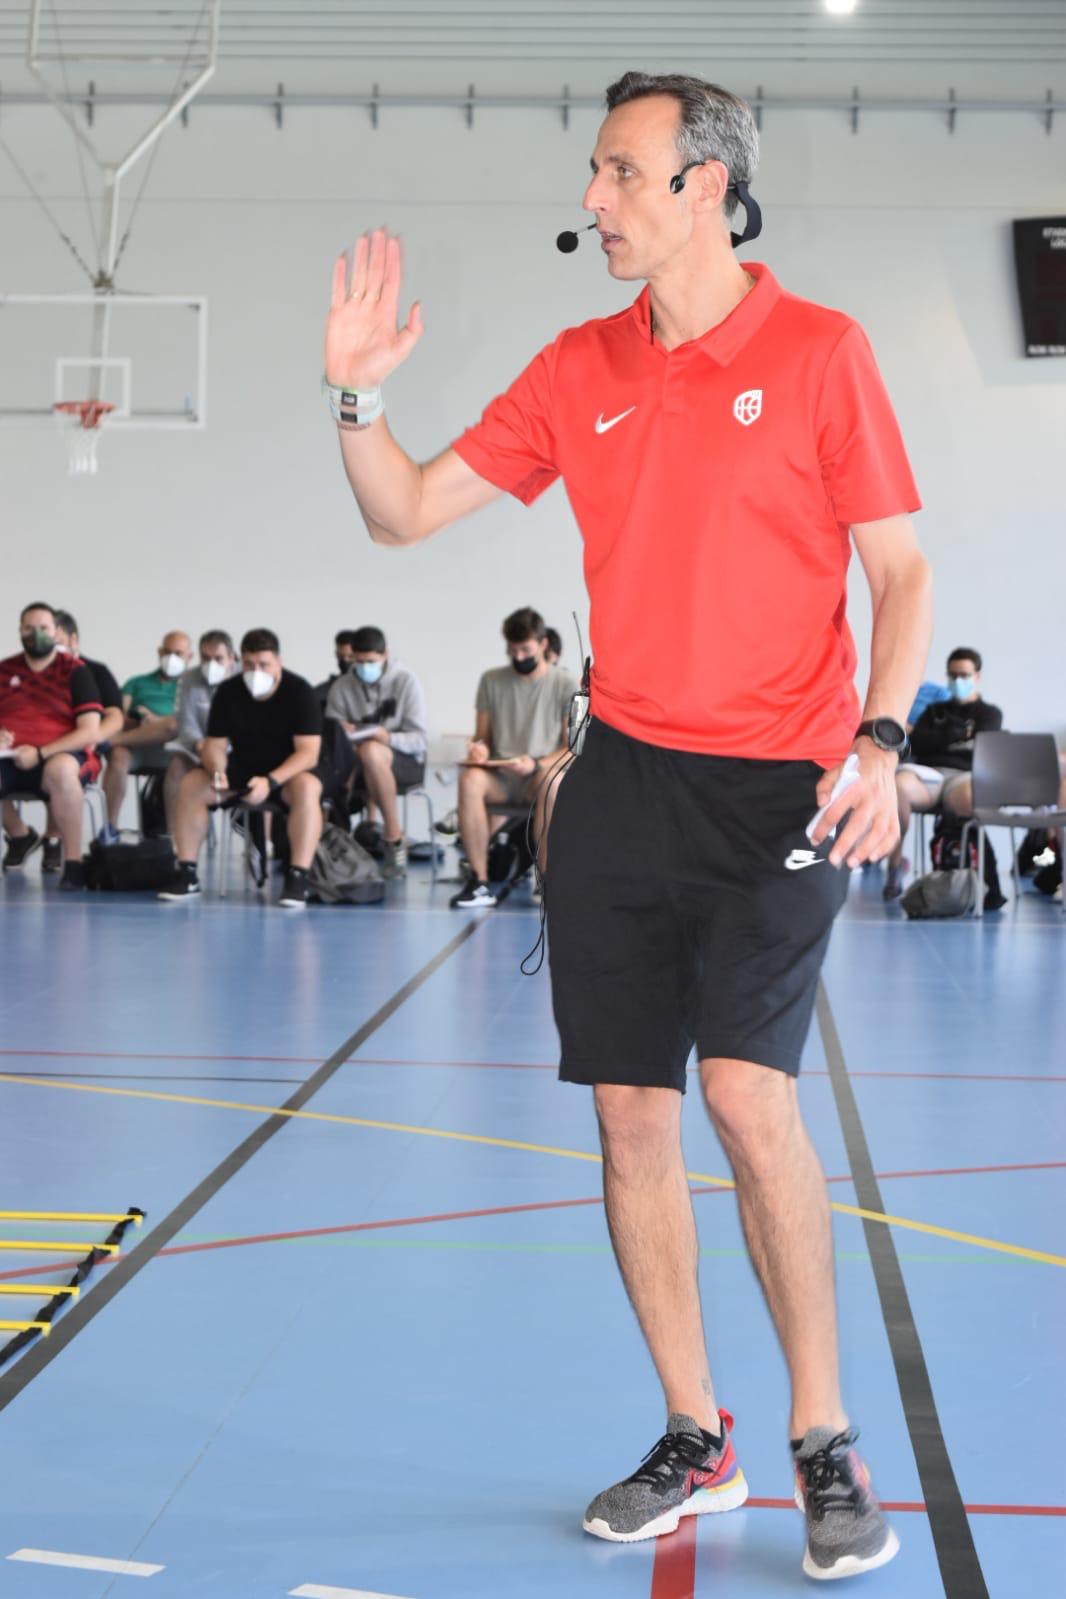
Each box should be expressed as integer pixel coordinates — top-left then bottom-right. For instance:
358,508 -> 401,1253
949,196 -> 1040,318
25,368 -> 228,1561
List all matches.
1,1049 -> 1064,1083
2,1159 -> 1061,1285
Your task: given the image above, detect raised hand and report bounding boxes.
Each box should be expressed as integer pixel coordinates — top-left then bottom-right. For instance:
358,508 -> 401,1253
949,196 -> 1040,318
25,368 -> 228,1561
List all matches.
325,228 -> 424,390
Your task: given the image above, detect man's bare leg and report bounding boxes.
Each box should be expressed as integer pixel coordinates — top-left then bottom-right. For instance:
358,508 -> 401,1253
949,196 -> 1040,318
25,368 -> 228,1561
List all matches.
357,742 -> 401,841
700,1058 -> 846,1437
164,752 -> 196,836
173,768 -> 214,863
282,772 -> 323,869
457,765 -> 510,882
41,755 -> 85,862
102,745 -> 132,827
595,1083 -> 720,1431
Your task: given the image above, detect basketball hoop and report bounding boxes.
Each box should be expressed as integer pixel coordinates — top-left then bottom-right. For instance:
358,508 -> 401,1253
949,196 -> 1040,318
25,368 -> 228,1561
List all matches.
53,399 -> 115,476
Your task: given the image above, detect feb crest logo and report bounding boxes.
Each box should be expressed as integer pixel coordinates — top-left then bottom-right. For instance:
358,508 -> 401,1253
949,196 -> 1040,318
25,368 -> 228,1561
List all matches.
733,389 -> 763,426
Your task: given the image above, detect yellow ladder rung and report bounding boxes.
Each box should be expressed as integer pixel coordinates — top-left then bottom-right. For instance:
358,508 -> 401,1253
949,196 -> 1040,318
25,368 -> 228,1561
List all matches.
0,1284 -> 79,1298
0,1241 -> 120,1254
0,1320 -> 51,1335
0,1211 -> 142,1225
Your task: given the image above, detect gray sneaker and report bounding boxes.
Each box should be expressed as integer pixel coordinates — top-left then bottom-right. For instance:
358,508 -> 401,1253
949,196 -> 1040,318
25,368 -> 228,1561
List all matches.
793,1426 -> 899,1581
382,838 -> 408,879
583,1410 -> 748,1543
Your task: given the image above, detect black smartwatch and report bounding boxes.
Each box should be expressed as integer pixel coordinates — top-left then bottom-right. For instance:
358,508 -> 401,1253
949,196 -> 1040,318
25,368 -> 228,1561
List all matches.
266,775 -> 281,796
856,717 -> 909,757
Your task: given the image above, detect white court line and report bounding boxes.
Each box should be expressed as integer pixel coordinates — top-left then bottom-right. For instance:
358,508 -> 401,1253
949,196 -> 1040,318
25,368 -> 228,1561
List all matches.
290,1586 -> 415,1599
7,1548 -> 163,1576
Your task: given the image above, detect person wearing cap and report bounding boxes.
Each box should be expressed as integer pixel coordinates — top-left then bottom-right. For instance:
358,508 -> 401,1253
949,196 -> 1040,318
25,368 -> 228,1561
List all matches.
322,70 -> 932,1582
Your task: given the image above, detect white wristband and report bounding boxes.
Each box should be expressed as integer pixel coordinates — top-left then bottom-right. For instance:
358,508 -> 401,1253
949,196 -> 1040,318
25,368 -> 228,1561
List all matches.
322,377 -> 384,429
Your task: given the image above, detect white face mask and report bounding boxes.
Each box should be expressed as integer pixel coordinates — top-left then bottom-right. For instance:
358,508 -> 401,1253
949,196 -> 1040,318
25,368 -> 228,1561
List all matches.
203,658 -> 228,687
160,652 -> 186,678
243,668 -> 276,700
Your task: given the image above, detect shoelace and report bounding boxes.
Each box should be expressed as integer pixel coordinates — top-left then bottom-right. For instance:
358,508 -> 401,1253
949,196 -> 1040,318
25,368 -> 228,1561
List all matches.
798,1429 -> 863,1521
630,1430 -> 712,1491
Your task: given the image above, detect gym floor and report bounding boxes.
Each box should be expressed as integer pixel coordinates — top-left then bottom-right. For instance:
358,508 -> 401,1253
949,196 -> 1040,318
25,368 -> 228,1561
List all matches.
0,851 -> 1063,1599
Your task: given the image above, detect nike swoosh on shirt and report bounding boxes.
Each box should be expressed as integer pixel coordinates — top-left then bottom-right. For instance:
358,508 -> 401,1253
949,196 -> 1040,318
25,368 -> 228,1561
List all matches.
595,406 -> 636,434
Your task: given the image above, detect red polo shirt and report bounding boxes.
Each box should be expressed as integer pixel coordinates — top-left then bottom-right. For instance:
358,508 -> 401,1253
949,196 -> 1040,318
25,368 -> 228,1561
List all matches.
0,652 -> 102,747
452,263 -> 920,764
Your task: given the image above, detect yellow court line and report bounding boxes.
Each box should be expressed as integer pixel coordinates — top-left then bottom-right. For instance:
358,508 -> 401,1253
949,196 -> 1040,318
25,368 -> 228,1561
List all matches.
0,1211 -> 142,1225
0,1320 -> 51,1335
1,1073 -> 1061,1271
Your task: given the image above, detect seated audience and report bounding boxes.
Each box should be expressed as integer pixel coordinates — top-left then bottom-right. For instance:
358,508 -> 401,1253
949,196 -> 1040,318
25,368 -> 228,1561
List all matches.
0,602 -> 102,889
326,626 -> 427,879
102,629 -> 192,838
163,631 -> 239,833
885,646 -> 1003,899
159,628 -> 323,909
1,607 -> 123,873
544,627 -> 564,666
315,629 -> 360,706
451,606 -> 577,910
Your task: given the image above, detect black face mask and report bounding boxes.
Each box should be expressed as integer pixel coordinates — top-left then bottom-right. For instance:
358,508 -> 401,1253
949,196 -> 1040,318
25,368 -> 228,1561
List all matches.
21,629 -> 55,660
512,655 -> 539,676
335,658 -> 352,676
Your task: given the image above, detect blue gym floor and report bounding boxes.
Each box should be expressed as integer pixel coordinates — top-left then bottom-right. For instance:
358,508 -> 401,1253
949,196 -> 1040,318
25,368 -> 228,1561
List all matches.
0,853 -> 1063,1599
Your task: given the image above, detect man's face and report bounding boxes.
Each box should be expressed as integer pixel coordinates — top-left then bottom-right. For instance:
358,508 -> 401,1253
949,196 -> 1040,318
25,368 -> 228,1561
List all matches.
582,95 -> 727,282
242,650 -> 281,689
353,650 -> 386,684
507,638 -> 545,672
200,641 -> 234,672
948,659 -> 980,703
335,641 -> 356,673
20,608 -> 57,660
159,632 -> 192,675
54,623 -> 77,653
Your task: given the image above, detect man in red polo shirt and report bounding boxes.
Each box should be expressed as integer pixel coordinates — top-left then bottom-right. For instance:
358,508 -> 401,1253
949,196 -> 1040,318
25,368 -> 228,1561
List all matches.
323,71 -> 932,1581
0,602 -> 103,890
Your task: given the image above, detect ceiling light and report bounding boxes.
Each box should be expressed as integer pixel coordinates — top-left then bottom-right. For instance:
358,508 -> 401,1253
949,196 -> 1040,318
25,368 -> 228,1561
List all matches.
825,0 -> 858,14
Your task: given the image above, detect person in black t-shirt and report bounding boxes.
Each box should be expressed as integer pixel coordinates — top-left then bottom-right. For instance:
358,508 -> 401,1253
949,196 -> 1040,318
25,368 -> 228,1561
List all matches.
1,608 -> 124,873
159,628 -> 324,908
885,646 -> 1003,899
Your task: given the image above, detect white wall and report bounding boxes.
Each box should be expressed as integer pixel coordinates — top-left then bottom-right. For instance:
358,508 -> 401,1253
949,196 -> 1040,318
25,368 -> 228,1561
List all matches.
2,92 -> 1064,750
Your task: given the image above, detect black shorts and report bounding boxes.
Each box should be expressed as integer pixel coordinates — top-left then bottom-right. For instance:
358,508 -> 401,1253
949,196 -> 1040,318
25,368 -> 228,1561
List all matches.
0,749 -> 101,798
545,719 -> 850,1091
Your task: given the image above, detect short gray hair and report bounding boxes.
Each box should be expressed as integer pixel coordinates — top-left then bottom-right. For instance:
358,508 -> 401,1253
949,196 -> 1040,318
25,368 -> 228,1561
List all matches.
604,72 -> 759,220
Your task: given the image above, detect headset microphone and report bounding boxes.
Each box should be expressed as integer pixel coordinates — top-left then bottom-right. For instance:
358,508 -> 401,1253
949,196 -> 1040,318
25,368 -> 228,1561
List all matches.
556,223 -> 597,253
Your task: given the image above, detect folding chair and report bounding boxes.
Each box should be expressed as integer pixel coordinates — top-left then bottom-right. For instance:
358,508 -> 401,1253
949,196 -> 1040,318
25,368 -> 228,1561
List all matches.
961,732 -> 1066,919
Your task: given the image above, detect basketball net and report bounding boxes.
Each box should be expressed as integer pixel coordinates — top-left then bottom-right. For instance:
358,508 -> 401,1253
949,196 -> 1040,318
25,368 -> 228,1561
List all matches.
53,399 -> 116,476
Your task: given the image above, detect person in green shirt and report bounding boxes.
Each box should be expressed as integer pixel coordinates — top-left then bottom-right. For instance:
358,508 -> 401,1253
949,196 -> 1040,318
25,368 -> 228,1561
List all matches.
101,629 -> 192,837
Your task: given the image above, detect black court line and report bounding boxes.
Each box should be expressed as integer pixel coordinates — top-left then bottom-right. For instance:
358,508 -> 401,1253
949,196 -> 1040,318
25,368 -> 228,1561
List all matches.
0,922 -> 482,1414
816,982 -> 988,1599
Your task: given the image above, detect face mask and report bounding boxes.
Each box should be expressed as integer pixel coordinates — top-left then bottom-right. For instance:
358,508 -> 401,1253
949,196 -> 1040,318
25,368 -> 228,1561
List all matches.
335,657 -> 352,677
355,661 -> 384,685
203,658 -> 228,687
512,655 -> 538,676
950,675 -> 975,702
243,668 -> 276,700
160,652 -> 186,678
21,629 -> 55,660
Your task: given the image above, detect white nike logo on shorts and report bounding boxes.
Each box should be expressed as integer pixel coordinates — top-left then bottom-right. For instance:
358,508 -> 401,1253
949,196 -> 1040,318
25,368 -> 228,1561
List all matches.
785,849 -> 825,871
595,406 -> 636,434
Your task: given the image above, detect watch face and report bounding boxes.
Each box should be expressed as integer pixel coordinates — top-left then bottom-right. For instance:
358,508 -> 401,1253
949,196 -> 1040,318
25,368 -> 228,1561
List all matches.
872,717 -> 906,751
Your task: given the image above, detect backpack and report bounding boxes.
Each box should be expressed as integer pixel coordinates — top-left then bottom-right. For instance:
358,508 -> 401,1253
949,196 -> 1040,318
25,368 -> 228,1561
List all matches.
930,814 -> 1006,912
308,822 -> 385,904
900,868 -> 979,920
84,834 -> 176,891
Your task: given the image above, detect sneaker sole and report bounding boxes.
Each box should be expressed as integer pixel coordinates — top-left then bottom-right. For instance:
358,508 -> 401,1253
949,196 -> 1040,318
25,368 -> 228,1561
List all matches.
583,1469 -> 749,1542
277,899 -> 308,910
157,890 -> 201,901
801,1526 -> 900,1581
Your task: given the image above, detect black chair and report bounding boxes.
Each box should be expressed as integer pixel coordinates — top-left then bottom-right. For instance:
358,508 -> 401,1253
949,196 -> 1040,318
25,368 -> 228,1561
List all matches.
961,732 -> 1066,919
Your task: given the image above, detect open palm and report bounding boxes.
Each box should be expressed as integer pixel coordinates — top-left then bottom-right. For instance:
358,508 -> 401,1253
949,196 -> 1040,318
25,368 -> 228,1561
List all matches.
324,228 -> 424,390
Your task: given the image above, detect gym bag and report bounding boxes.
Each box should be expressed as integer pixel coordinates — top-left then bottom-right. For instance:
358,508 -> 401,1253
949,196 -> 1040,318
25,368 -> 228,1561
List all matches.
308,822 -> 385,904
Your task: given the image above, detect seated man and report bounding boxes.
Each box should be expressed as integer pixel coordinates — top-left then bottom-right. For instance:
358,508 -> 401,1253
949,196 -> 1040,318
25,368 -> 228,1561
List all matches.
544,627 -> 564,666
159,628 -> 324,909
163,630 -> 239,833
0,602 -> 102,890
885,645 -> 1003,899
451,606 -> 577,909
314,628 -> 360,707
326,625 -> 428,879
2,606 -> 123,873
102,629 -> 192,838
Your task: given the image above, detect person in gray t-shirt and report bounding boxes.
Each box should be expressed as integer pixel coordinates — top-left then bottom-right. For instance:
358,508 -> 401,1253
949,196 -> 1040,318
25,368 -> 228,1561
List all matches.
164,630 -> 239,832
452,606 -> 577,909
326,625 -> 428,878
